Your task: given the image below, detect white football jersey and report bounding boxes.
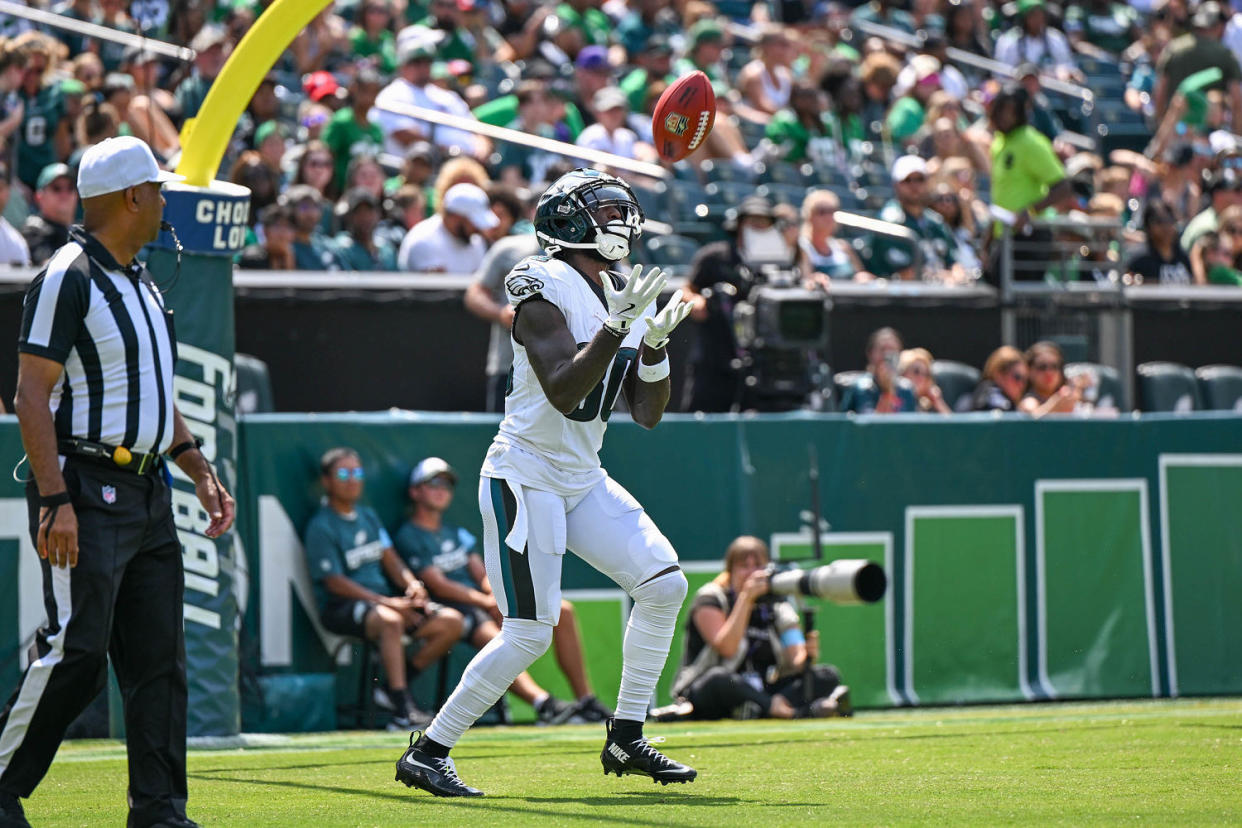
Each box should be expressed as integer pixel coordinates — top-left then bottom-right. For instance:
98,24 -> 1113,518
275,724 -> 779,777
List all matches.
481,254 -> 647,495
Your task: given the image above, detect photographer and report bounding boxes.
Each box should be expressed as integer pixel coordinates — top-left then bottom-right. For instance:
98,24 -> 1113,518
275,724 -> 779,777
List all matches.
841,327 -> 919,414
662,537 -> 849,721
681,196 -> 822,413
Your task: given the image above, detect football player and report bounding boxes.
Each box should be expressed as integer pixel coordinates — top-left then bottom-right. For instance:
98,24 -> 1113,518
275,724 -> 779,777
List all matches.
395,169 -> 695,796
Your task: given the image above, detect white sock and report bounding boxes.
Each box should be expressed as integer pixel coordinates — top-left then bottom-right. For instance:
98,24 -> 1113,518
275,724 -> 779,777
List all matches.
615,570 -> 688,722
425,618 -> 553,747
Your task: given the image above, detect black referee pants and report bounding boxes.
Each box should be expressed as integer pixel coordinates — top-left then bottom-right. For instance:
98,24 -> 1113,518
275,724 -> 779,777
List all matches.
0,457 -> 188,827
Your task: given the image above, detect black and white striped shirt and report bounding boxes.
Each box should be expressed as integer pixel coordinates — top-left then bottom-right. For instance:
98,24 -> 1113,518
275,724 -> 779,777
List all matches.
18,226 -> 177,456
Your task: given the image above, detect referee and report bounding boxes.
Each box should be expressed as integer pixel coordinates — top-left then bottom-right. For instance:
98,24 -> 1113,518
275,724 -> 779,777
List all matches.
0,136 -> 235,828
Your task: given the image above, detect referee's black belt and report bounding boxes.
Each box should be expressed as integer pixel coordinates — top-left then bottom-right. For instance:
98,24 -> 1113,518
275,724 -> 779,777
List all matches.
58,438 -> 161,475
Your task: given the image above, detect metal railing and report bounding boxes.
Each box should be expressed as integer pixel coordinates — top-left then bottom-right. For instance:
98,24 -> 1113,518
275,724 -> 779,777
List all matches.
0,0 -> 194,62
847,18 -> 1094,103
996,216 -> 1133,404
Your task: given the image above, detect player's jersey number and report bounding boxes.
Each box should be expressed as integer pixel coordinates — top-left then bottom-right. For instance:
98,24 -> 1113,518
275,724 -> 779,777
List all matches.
567,346 -> 638,422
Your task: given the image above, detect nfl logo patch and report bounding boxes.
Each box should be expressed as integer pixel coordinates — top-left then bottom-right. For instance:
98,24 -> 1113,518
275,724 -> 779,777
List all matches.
664,113 -> 689,136
102,485 -> 116,504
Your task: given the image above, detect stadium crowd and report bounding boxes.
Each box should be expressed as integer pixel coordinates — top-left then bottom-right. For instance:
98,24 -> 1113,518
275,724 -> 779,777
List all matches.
1,0 -> 1241,416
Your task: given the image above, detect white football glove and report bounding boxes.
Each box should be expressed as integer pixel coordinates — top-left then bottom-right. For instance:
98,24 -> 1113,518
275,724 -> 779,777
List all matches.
642,289 -> 693,350
602,264 -> 666,336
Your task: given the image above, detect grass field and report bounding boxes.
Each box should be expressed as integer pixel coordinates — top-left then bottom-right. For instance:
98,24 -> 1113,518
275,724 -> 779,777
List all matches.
24,698 -> 1242,826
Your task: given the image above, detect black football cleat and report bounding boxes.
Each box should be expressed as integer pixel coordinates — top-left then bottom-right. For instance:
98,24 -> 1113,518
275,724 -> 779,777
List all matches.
574,694 -> 614,723
395,732 -> 484,797
600,718 -> 697,785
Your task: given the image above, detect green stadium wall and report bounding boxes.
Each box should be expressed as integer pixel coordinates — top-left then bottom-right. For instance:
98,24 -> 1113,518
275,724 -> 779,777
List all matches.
1,413 -> 1239,731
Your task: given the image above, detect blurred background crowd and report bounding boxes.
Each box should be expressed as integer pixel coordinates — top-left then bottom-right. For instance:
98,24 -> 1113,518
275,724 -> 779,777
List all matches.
0,0 -> 1239,415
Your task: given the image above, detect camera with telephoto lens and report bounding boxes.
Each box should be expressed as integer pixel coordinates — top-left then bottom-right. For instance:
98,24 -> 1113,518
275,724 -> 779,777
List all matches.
762,559 -> 887,605
732,285 -> 832,352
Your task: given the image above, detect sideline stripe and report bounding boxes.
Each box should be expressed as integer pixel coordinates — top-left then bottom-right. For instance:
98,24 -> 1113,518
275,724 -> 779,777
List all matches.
488,478 -> 518,617
498,480 -> 537,620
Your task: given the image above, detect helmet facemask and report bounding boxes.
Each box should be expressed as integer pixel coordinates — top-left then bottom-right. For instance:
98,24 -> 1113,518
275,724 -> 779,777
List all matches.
579,182 -> 644,261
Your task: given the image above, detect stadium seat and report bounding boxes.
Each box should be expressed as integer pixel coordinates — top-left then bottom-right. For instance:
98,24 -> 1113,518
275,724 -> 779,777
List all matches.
833,370 -> 866,410
234,353 -> 275,415
737,118 -> 767,149
672,161 -> 702,183
825,184 -> 862,211
704,179 -> 757,208
855,184 -> 894,211
808,164 -> 842,188
760,182 -> 808,208
1092,101 -> 1152,154
643,233 -> 700,267
1065,362 -> 1126,412
633,181 -> 668,218
700,158 -> 757,184
666,180 -> 710,222
672,220 -> 729,245
759,161 -> 811,186
932,360 -> 981,412
1195,364 -> 1242,412
1076,55 -> 1121,76
1136,362 -> 1201,413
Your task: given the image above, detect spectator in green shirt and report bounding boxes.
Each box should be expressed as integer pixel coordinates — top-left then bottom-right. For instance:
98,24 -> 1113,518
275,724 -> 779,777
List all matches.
350,0 -> 399,74
616,0 -> 681,59
674,19 -> 729,84
1064,0 -> 1140,55
303,447 -> 463,729
868,155 -> 965,282
1198,230 -> 1242,285
494,80 -> 566,186
619,35 -> 675,112
556,0 -> 612,46
284,185 -> 344,270
419,0 -> 479,68
13,33 -> 67,191
1154,2 -> 1242,123
173,24 -> 229,123
765,82 -> 844,166
332,188 -> 399,271
850,0 -> 917,35
886,55 -> 943,144
987,84 -> 1074,281
988,85 -> 1072,223
1181,169 -> 1242,251
321,70 -> 385,192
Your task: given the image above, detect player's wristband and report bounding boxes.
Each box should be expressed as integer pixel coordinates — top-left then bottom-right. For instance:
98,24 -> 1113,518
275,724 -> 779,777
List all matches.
602,318 -> 628,338
637,355 -> 670,383
39,491 -> 72,508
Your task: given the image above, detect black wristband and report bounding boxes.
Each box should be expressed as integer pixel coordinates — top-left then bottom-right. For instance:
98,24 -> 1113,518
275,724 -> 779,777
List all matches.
39,491 -> 71,508
167,438 -> 203,461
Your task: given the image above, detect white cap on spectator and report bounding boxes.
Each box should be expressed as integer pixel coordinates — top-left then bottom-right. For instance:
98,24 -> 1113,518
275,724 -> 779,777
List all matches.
891,155 -> 928,184
1209,129 -> 1241,157
409,457 -> 458,487
593,86 -> 628,112
443,182 -> 500,230
77,136 -> 185,199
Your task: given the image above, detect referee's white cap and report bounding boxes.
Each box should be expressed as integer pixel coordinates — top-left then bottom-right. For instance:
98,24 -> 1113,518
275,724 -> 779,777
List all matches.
77,136 -> 186,199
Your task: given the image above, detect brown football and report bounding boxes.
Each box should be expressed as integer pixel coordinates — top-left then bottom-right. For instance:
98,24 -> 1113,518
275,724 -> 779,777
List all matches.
652,71 -> 717,163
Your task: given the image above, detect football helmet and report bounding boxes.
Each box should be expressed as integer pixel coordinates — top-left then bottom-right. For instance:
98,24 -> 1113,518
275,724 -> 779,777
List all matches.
534,168 -> 645,261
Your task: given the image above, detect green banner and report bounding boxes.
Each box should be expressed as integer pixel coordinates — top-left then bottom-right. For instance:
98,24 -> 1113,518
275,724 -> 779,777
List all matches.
147,181 -> 250,737
228,412 -> 1242,726
5,412 -> 1240,730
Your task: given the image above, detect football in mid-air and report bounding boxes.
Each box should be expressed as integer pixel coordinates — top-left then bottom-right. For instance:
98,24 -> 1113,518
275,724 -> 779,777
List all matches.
652,71 -> 717,163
